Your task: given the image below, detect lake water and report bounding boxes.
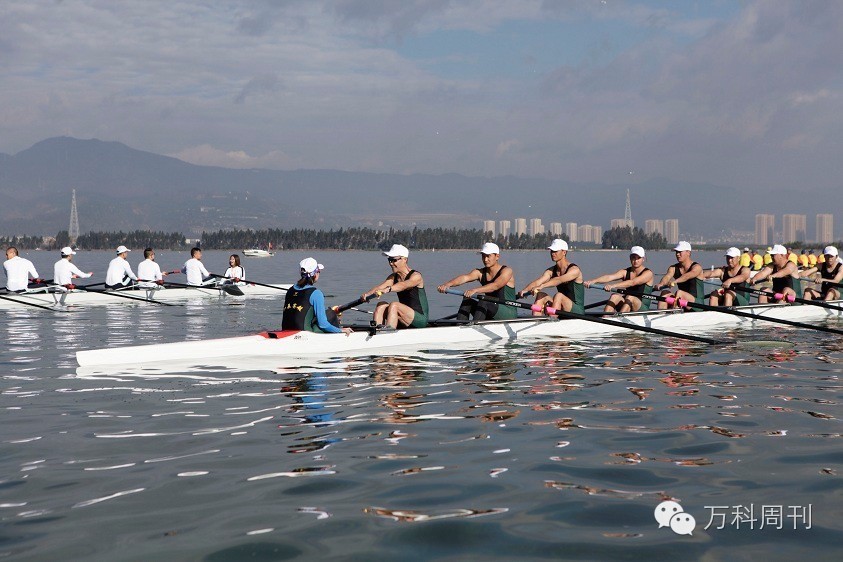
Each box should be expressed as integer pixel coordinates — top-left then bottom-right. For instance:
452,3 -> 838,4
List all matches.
2,249 -> 841,561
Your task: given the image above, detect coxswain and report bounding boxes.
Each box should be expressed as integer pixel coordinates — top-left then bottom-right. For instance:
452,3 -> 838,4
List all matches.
519,239 -> 584,314
654,241 -> 705,309
361,244 -> 428,329
53,247 -> 92,287
803,246 -> 843,301
223,254 -> 245,284
105,245 -> 138,289
281,258 -> 352,335
583,246 -> 653,313
437,242 -> 517,321
750,244 -> 800,303
181,247 -> 212,286
3,247 -> 41,292
137,248 -> 169,288
702,247 -> 751,306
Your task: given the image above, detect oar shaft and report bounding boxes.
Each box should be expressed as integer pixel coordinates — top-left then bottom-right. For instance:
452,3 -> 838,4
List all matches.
335,292 -> 379,313
77,286 -> 179,306
0,293 -> 69,312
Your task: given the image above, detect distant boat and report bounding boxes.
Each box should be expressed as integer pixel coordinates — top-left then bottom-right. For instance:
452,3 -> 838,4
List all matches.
243,249 -> 275,258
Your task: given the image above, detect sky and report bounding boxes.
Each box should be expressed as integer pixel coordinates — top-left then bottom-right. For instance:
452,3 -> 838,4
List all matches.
1,0 -> 842,191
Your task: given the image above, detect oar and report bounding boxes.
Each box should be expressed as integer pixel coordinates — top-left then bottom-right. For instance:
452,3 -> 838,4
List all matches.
211,274 -> 286,294
444,289 -> 726,345
73,285 -> 180,306
584,299 -> 610,310
164,279 -> 243,297
610,286 -> 843,336
799,277 -> 843,290
0,293 -> 70,312
333,293 -> 380,314
734,285 -> 843,313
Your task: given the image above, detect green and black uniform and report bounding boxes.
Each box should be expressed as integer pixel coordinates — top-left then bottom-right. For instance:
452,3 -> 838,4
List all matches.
673,262 -> 705,302
819,261 -> 841,296
456,266 -> 517,321
623,267 -> 653,310
771,266 -> 802,295
548,263 -> 585,314
721,266 -> 749,306
393,270 -> 429,328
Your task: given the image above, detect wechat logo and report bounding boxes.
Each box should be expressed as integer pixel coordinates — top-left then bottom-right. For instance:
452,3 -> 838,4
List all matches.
655,500 -> 696,536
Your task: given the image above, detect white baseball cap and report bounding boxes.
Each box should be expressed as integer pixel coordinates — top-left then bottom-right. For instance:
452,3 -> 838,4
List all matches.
743,247 -> 750,252
630,246 -> 645,258
769,244 -> 788,255
382,244 -> 409,258
673,241 -> 692,252
116,245 -> 131,254
725,247 -> 741,258
299,257 -> 324,275
823,246 -> 839,257
479,242 -> 500,255
547,239 -> 569,252
60,246 -> 76,256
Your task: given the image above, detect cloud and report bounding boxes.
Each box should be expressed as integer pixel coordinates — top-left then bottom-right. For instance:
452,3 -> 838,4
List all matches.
234,74 -> 282,104
170,144 -> 299,169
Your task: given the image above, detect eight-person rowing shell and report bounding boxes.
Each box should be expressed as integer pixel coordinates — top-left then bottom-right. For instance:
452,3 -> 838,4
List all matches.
583,246 -> 653,312
361,244 -> 429,330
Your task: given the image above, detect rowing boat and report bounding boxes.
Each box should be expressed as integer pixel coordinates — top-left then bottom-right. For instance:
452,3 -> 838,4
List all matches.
0,282 -> 290,310
76,299 -> 843,367
243,249 -> 274,257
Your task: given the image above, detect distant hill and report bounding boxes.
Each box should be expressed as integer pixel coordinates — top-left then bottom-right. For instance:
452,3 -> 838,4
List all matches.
0,136 -> 836,238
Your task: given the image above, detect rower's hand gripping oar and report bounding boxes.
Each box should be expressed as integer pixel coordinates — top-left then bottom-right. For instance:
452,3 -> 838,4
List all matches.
332,293 -> 380,315
444,289 -> 726,345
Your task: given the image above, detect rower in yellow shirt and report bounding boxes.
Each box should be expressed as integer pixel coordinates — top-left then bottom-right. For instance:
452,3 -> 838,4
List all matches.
798,250 -> 809,269
808,250 -> 818,267
740,247 -> 751,268
763,248 -> 773,266
750,249 -> 764,271
787,248 -> 798,265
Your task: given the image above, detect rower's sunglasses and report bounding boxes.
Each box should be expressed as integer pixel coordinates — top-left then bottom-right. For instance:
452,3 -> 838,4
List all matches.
387,257 -> 401,263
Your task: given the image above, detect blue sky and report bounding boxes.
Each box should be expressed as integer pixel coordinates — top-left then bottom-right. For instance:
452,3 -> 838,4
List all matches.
1,1 -> 841,193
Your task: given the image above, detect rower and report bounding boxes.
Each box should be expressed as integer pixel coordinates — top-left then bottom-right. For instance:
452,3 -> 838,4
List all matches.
281,258 -> 352,335
702,247 -> 751,306
654,241 -> 705,309
361,244 -> 429,329
53,247 -> 92,287
740,247 -> 752,268
137,248 -> 169,288
750,244 -> 800,303
518,238 -> 584,314
105,245 -> 138,289
3,247 -> 41,293
803,246 -> 842,301
583,246 -> 653,313
437,242 -> 517,321
750,249 -> 764,271
181,247 -> 212,286
223,254 -> 245,285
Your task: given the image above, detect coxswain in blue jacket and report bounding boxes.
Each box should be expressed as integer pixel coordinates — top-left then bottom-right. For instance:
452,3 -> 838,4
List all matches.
282,258 -> 353,335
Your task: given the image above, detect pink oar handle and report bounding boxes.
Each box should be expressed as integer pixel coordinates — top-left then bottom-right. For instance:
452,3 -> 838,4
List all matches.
665,296 -> 688,307
773,292 -> 796,303
544,306 -> 558,315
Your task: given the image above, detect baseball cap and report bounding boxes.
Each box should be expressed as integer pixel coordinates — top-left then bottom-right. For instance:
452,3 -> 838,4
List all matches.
630,246 -> 645,258
60,246 -> 76,256
823,246 -> 839,257
116,245 -> 131,254
299,257 -> 324,275
478,242 -> 500,255
769,244 -> 787,255
382,244 -> 409,258
725,247 -> 741,258
547,239 -> 569,252
673,241 -> 692,252
743,247 -> 750,252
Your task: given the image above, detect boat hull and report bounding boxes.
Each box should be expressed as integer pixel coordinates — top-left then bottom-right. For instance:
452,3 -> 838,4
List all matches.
75,300 -> 843,367
243,249 -> 274,257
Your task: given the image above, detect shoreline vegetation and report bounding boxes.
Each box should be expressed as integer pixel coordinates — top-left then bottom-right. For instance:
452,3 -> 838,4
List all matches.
0,226 -> 676,252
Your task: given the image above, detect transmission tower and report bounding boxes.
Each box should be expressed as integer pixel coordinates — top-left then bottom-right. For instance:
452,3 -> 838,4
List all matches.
69,189 -> 80,246
624,188 -> 633,228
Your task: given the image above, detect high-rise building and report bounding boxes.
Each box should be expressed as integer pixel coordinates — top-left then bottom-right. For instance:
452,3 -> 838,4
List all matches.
611,218 -> 633,229
514,218 -> 527,237
483,220 -> 496,237
591,226 -> 603,244
549,222 -> 563,236
529,218 -> 544,236
644,219 -> 664,237
498,220 -> 511,239
782,214 -> 806,243
664,219 -> 679,245
755,214 -> 775,245
577,225 -> 593,243
565,222 -> 578,242
816,214 -> 834,244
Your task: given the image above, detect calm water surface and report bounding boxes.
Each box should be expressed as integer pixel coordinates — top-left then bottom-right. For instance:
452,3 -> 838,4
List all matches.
2,250 -> 841,561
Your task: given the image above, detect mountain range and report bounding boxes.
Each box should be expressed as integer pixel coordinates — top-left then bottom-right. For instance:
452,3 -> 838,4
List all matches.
0,136 -> 837,239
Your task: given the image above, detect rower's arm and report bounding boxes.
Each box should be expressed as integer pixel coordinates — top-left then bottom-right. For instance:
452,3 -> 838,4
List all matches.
674,263 -> 703,284
540,265 -> 582,288
469,266 -> 513,295
437,270 -> 481,292
309,291 -> 343,334
611,268 -> 653,289
520,270 -> 553,293
391,271 -> 423,293
124,261 -> 138,280
656,269 -> 675,288
363,276 -> 394,298
769,262 -> 797,279
801,266 -> 818,279
584,270 -> 625,287
701,268 -> 724,280
751,266 -> 772,283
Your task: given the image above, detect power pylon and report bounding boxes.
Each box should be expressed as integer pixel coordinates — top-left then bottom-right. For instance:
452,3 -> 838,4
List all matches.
624,188 -> 633,228
69,189 -> 80,246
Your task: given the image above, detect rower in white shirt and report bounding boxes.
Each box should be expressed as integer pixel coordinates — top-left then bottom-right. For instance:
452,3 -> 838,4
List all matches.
223,254 -> 245,285
3,247 -> 41,292
182,247 -> 212,286
105,245 -> 138,289
137,248 -> 170,288
53,247 -> 93,287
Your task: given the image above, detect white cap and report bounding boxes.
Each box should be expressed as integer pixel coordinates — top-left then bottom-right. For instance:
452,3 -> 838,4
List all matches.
382,244 -> 409,258
116,245 -> 131,254
299,257 -> 324,275
60,246 -> 76,256
547,239 -> 569,252
630,246 -> 645,258
743,247 -> 750,252
673,241 -> 692,252
769,244 -> 787,255
725,247 -> 741,258
823,245 -> 839,257
478,242 -> 500,255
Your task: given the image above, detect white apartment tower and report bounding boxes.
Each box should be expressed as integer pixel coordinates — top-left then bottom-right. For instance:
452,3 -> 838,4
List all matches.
782,214 -> 807,244
549,222 -> 563,236
514,218 -> 527,237
644,219 -> 664,237
483,220 -> 496,237
529,218 -> 544,236
816,214 -> 833,244
498,220 -> 511,239
664,219 -> 679,245
565,222 -> 578,242
755,214 -> 775,245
